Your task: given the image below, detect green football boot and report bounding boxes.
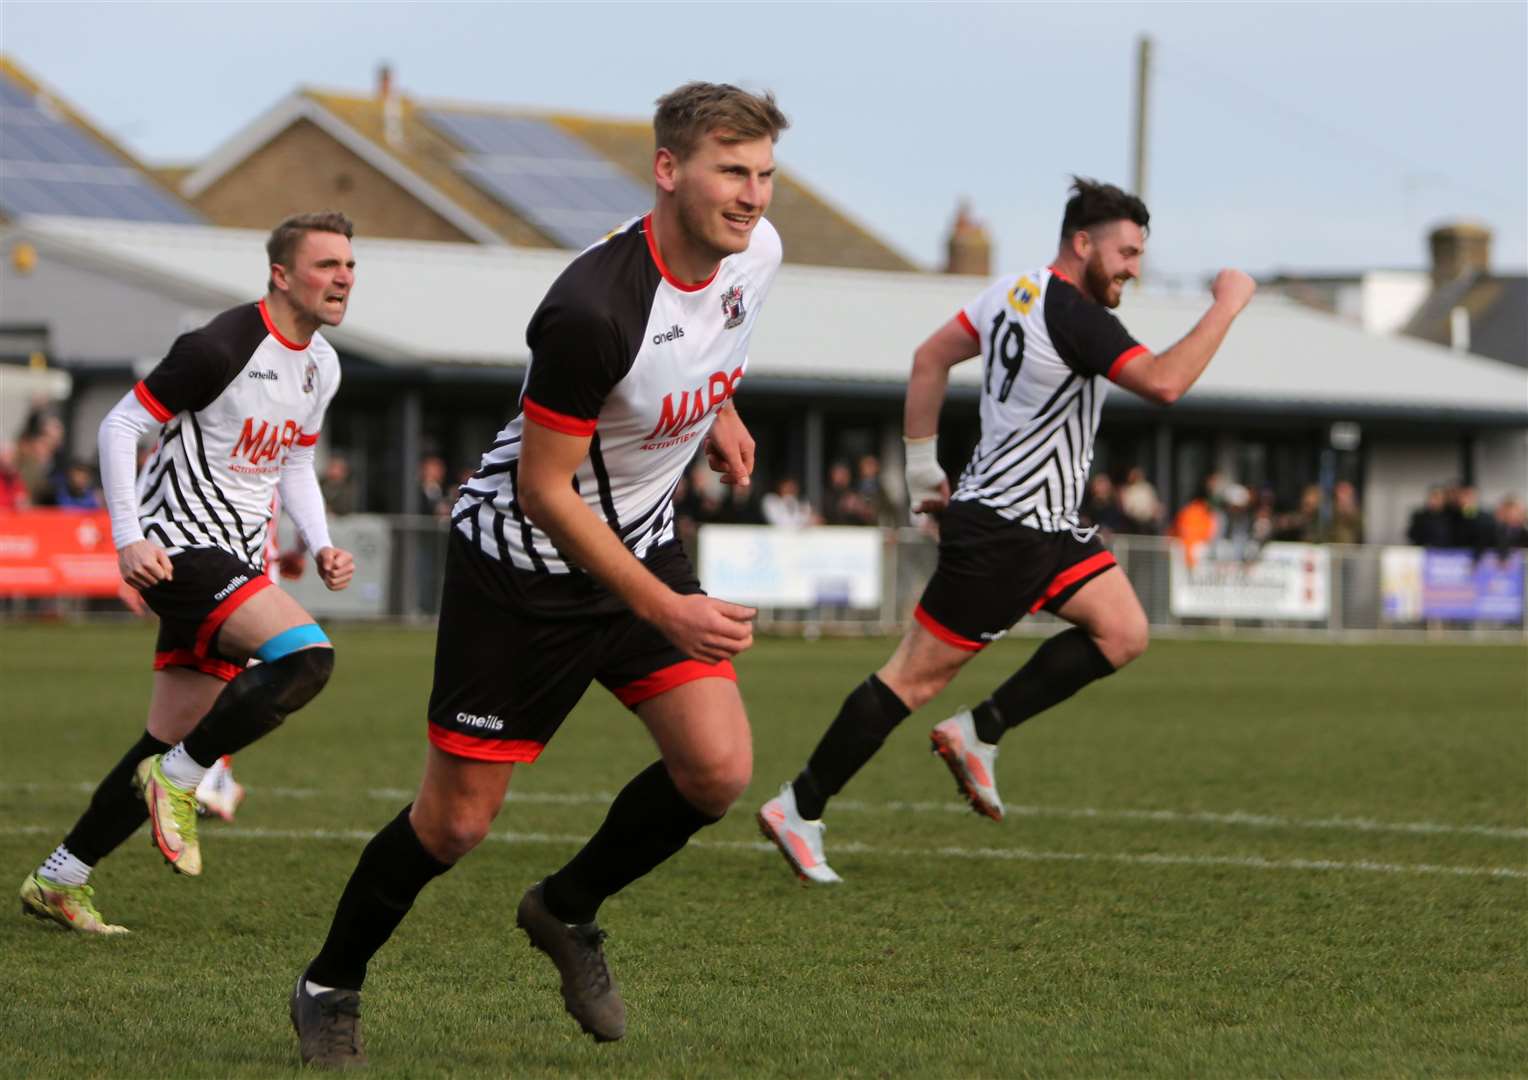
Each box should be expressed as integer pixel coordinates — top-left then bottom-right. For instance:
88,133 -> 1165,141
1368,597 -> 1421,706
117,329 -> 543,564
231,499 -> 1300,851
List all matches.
20,872 -> 129,935
135,755 -> 203,876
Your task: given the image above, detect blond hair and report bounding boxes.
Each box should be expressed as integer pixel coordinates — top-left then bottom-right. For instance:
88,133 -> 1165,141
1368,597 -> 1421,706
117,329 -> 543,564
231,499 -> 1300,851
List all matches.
653,82 -> 789,161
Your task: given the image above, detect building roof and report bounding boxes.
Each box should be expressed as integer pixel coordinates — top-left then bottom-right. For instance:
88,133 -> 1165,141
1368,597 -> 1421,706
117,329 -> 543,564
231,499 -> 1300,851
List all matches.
8,216 -> 1525,425
1402,272 -> 1528,370
0,55 -> 202,225
182,86 -> 917,272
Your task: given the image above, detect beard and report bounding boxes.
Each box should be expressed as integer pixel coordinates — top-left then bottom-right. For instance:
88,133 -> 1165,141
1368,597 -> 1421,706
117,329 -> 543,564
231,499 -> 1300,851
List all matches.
1083,255 -> 1122,309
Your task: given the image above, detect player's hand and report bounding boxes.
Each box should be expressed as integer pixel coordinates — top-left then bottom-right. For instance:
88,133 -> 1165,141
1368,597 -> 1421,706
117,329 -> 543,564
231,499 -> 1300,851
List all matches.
116,580 -> 149,617
277,550 -> 307,580
704,406 -> 755,488
1211,269 -> 1257,316
906,468 -> 949,516
118,539 -> 173,590
652,593 -> 756,664
315,546 -> 354,591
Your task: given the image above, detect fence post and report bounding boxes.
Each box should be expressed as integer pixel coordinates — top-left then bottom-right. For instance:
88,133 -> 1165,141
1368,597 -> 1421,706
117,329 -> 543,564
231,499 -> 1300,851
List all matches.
1329,546 -> 1343,633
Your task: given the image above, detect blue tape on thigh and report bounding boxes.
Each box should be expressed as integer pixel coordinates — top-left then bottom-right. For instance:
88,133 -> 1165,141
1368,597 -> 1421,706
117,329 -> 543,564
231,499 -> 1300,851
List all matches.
255,623 -> 330,663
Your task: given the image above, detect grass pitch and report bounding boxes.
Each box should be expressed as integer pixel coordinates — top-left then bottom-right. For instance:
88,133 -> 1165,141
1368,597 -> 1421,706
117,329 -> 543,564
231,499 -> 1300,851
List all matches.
2,623 -> 1525,1077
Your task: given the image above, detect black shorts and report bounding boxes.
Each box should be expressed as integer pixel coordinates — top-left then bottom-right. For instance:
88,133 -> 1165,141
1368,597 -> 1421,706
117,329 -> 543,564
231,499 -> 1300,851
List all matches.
914,500 -> 1117,651
140,548 -> 272,682
426,528 -> 736,763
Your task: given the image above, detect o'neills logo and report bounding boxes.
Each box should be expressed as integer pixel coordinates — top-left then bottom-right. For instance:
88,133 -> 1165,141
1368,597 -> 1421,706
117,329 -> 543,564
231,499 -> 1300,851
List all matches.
651,324 -> 685,346
232,417 -> 301,465
214,574 -> 249,601
456,711 -> 504,732
247,368 -> 279,381
642,365 -> 743,449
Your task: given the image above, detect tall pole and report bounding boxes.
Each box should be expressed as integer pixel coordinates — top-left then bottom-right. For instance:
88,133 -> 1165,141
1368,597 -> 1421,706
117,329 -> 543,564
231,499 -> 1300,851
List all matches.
1131,35 -> 1152,287
1132,34 -> 1152,204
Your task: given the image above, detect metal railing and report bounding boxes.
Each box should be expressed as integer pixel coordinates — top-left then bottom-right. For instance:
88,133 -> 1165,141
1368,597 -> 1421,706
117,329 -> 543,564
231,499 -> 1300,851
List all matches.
337,518 -> 1526,642
11,515 -> 1523,643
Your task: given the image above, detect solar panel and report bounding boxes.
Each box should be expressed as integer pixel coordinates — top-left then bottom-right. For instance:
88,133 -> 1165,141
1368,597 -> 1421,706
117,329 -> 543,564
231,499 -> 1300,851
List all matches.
0,77 -> 31,109
424,109 -> 648,248
0,72 -> 201,224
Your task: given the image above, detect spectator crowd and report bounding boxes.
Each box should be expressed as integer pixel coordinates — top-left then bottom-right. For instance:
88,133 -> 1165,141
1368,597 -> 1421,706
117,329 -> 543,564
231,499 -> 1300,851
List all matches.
0,405 -> 103,513
7,402 -> 1522,564
1406,483 -> 1527,557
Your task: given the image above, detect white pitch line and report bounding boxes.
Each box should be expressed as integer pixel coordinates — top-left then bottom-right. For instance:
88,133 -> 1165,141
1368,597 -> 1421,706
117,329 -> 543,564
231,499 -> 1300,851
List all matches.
4,781 -> 1524,841
847,801 -> 1528,841
0,823 -> 1523,881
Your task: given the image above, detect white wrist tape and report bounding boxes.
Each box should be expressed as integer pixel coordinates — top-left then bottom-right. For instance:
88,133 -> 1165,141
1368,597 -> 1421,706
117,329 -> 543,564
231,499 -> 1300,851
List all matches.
903,435 -> 944,505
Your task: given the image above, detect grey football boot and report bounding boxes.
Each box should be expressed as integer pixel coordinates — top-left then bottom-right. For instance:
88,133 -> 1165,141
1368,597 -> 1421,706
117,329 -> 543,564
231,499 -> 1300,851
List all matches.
516,881 -> 626,1041
290,973 -> 367,1069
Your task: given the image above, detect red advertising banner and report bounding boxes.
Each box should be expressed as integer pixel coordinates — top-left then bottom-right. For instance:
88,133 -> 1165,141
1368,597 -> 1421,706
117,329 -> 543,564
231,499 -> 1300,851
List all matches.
0,509 -> 121,596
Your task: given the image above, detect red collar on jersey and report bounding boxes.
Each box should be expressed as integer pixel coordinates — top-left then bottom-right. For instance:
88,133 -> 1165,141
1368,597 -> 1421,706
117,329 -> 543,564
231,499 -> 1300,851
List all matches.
643,213 -> 718,294
1047,264 -> 1077,286
259,298 -> 311,351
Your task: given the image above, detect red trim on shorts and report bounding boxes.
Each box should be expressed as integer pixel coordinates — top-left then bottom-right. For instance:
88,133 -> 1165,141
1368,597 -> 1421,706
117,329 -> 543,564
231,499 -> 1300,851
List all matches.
154,649 -> 242,683
258,298 -> 309,351
427,725 -> 546,763
523,396 -> 597,437
611,659 -> 737,708
133,381 -> 173,422
1028,552 -> 1117,614
913,604 -> 985,652
193,574 -> 272,657
1107,345 -> 1148,383
296,430 -> 319,447
643,213 -> 717,293
954,310 -> 979,340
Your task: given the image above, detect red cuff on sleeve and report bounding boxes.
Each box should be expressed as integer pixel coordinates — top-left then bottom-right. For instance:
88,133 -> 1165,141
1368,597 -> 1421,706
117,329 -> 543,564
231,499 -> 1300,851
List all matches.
955,310 -> 979,341
133,381 -> 173,422
523,396 -> 597,437
1107,345 -> 1148,383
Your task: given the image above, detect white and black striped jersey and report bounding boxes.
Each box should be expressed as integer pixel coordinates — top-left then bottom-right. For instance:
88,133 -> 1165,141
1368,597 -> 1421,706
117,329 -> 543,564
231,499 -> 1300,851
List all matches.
130,300 -> 340,566
453,214 -> 782,574
951,266 -> 1145,531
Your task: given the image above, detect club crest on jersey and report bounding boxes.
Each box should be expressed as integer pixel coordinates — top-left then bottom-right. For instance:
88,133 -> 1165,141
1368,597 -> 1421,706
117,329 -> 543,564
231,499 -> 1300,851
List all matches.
720,284 -> 747,329
303,358 -> 318,394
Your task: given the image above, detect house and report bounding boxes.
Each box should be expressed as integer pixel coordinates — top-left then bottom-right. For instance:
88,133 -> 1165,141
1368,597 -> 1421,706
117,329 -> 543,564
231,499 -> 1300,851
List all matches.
1264,223 -> 1526,371
178,69 -> 917,273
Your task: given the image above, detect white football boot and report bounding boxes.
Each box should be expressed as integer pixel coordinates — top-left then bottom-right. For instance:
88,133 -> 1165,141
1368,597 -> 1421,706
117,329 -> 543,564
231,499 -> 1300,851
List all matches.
930,709 -> 1004,820
757,783 -> 843,885
196,755 -> 245,822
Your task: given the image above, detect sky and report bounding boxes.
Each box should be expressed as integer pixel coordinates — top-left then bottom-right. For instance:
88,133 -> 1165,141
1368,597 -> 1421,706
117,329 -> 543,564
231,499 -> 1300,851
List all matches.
3,1 -> 1525,280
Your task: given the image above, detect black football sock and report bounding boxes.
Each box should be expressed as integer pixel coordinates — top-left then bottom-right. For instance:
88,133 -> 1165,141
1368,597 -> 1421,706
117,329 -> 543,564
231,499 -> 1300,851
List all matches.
540,760 -> 718,926
792,674 -> 911,820
59,731 -> 170,866
181,647 -> 334,766
306,805 -> 451,991
971,627 -> 1117,744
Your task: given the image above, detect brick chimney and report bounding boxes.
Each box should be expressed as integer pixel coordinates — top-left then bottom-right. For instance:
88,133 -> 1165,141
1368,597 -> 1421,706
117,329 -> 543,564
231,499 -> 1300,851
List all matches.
945,200 -> 991,276
377,63 -> 403,149
1428,222 -> 1491,286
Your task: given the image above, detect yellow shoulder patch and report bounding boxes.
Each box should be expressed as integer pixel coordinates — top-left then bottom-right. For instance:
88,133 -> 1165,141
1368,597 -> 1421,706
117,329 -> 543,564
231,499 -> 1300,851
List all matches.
1007,276 -> 1040,314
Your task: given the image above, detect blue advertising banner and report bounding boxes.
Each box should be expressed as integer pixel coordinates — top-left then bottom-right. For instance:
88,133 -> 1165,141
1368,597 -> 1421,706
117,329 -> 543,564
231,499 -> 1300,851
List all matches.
1421,550 -> 1524,622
